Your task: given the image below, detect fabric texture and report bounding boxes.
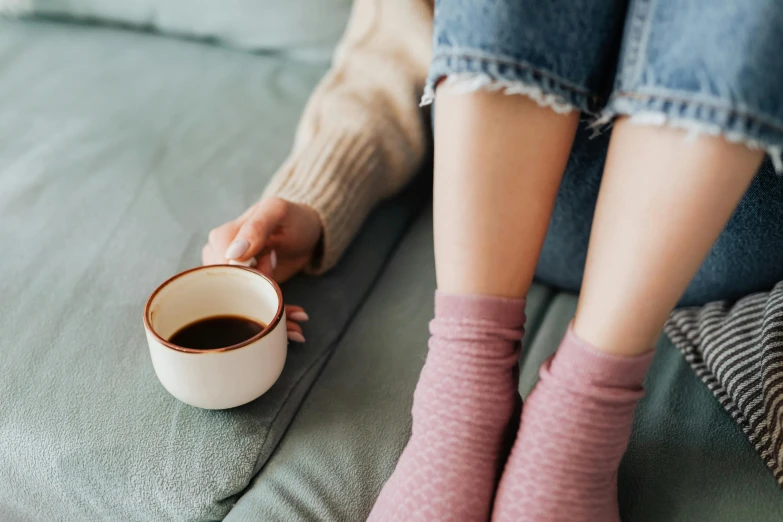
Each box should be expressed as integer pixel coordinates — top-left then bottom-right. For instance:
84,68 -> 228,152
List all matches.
424,0 -> 627,113
368,291 -> 526,521
602,0 -> 783,165
425,0 -> 783,168
0,19 -> 427,521
226,214 -> 783,521
493,326 -> 653,522
665,281 -> 783,486
15,0 -> 352,61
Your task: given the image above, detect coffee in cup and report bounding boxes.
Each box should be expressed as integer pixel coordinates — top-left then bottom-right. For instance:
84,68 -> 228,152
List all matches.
144,265 -> 287,409
168,315 -> 266,350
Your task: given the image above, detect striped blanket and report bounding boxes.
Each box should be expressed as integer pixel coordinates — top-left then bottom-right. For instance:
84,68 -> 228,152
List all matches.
665,281 -> 783,485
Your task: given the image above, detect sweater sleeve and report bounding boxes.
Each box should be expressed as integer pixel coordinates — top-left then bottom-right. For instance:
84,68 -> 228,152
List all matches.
263,0 -> 433,274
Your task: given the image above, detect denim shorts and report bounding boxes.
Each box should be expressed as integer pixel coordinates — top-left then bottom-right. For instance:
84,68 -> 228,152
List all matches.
424,0 -> 783,306
423,0 -> 783,170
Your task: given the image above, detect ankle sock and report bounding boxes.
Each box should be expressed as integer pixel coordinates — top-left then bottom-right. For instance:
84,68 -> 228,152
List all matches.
492,325 -> 654,522
367,291 -> 526,522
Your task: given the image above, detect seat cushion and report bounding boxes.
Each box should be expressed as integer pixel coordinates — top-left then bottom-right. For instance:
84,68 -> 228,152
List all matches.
228,208 -> 783,521
0,20 -> 425,521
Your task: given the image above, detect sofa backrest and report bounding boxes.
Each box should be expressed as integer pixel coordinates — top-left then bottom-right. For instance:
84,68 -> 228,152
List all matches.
3,0 -> 352,61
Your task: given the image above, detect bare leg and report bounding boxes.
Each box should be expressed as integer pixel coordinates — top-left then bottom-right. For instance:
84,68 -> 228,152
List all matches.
574,120 -> 763,355
434,89 -> 579,297
368,88 -> 578,521
493,120 -> 763,522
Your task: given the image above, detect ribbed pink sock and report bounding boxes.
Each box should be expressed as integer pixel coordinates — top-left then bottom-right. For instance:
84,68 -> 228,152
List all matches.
368,291 -> 526,522
492,325 -> 654,522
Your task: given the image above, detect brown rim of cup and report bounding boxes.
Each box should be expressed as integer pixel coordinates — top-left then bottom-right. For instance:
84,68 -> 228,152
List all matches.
143,265 -> 285,354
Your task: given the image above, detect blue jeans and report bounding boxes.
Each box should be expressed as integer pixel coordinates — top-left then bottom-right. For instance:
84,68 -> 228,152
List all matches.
426,0 -> 783,307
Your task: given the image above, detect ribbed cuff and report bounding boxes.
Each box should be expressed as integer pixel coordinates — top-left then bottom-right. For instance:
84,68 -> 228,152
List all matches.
550,324 -> 654,391
263,129 -> 382,274
434,291 -> 527,331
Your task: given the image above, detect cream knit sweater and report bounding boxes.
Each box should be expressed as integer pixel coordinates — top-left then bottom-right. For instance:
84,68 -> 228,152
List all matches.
263,0 -> 433,272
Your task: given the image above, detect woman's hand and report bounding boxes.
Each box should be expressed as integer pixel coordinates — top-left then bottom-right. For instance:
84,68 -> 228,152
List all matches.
202,197 -> 322,280
202,197 -> 322,343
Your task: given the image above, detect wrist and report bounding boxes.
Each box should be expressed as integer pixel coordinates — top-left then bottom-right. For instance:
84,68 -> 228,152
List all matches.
297,202 -> 324,238
297,202 -> 325,264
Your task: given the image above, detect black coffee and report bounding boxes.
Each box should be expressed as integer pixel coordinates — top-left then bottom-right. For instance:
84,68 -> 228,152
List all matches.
168,315 -> 265,350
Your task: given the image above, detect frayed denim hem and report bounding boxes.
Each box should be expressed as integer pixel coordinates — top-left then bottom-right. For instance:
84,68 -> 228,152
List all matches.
421,51 -> 600,115
594,93 -> 783,173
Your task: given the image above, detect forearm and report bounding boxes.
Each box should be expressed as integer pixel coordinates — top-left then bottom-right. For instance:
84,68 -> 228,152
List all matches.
264,0 -> 433,273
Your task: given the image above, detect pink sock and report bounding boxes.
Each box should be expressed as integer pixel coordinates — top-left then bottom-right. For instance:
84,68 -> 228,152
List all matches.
368,291 -> 526,522
492,325 -> 653,522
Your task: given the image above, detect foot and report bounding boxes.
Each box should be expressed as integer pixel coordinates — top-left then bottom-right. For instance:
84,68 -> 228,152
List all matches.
492,326 -> 653,522
367,291 -> 526,522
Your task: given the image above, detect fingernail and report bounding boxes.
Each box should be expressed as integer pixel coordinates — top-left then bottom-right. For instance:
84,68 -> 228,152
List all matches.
288,311 -> 309,322
270,249 -> 278,270
287,331 -> 305,343
225,239 -> 249,260
228,257 -> 257,268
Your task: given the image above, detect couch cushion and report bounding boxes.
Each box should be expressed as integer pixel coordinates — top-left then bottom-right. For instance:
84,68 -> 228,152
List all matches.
228,209 -> 783,521
22,0 -> 351,61
0,20 -> 425,521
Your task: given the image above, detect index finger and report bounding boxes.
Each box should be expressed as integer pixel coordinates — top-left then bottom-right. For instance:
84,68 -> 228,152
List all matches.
225,201 -> 286,262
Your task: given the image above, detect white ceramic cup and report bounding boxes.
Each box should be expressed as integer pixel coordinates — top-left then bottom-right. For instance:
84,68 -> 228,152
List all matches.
143,265 -> 287,409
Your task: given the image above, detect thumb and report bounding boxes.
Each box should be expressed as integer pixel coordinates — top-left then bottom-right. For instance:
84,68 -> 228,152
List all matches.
224,200 -> 286,262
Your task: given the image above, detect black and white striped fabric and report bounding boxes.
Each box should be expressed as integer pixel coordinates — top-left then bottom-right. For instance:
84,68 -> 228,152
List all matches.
665,281 -> 783,486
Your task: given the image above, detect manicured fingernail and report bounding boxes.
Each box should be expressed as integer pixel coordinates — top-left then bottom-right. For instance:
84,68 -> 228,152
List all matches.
288,311 -> 309,322
225,239 -> 249,260
270,249 -> 278,270
228,257 -> 257,268
287,331 -> 305,343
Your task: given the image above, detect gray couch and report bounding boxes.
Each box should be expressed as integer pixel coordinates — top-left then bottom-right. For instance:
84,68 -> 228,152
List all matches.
0,8 -> 781,521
